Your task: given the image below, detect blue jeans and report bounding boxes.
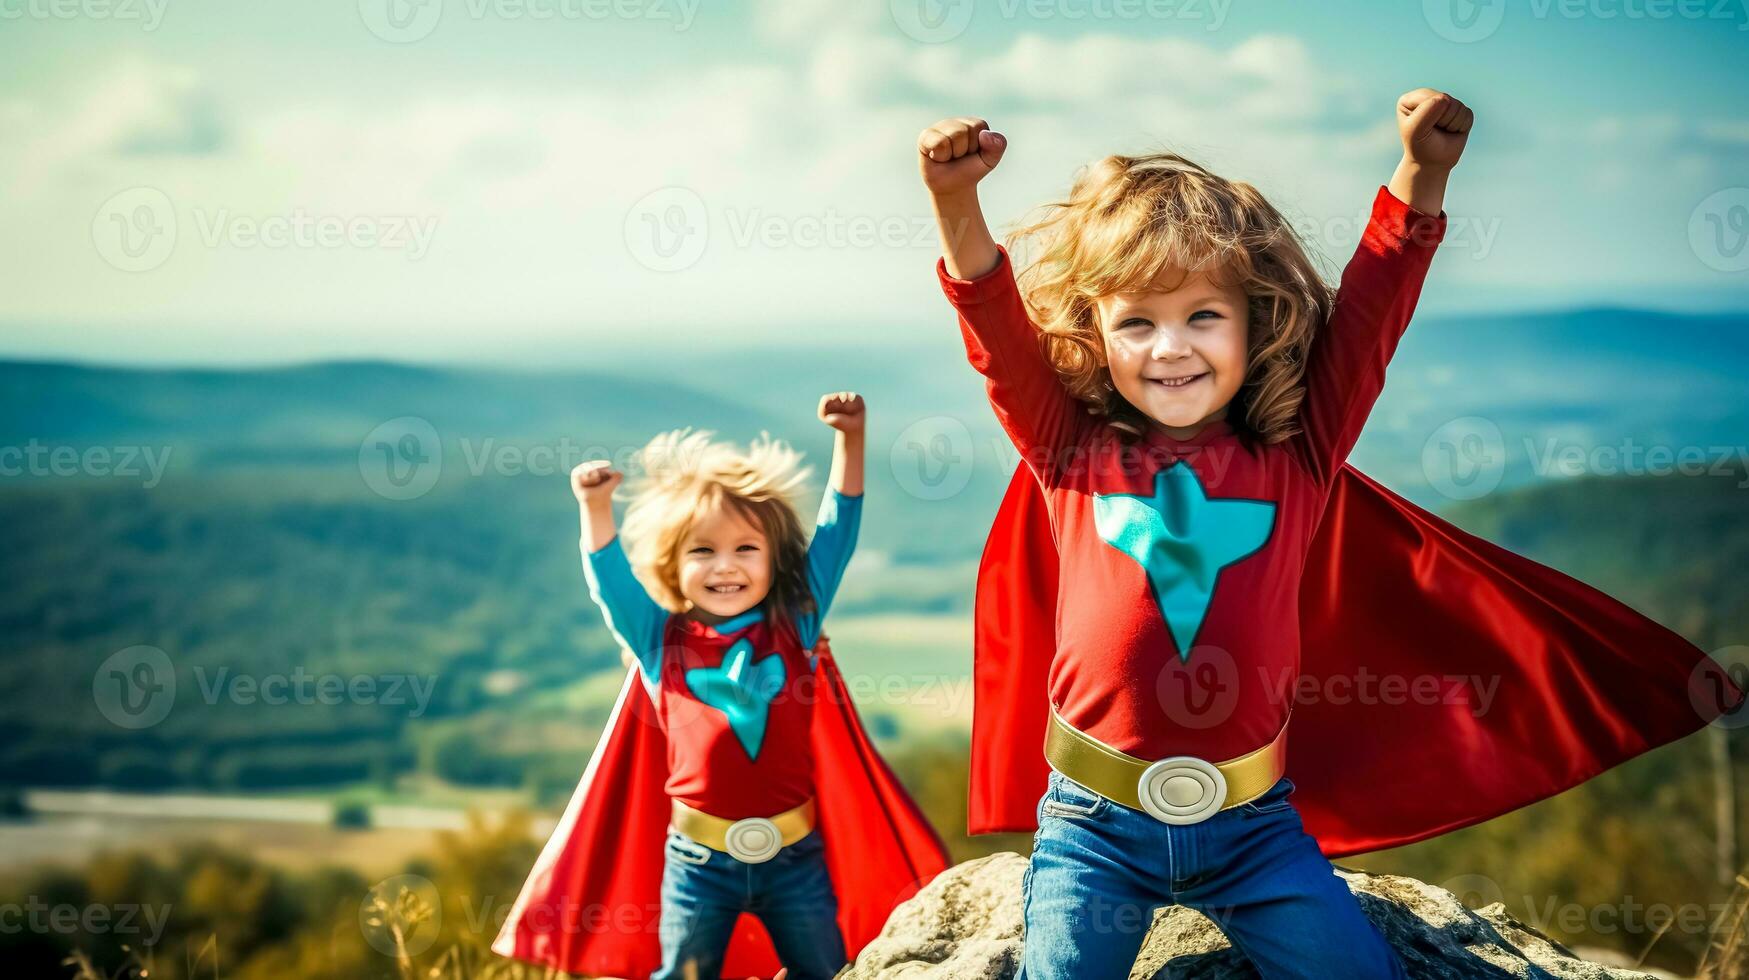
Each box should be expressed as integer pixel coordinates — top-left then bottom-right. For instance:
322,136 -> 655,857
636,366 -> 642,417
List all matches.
1019,770 -> 1406,980
654,827 -> 848,980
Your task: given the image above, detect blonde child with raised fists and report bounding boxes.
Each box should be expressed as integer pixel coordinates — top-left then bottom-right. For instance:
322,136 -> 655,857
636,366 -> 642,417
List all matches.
499,392 -> 943,979
567,394 -> 867,980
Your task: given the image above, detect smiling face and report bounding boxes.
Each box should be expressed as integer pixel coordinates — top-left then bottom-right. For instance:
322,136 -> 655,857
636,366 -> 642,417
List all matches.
676,501 -> 773,622
1094,266 -> 1250,439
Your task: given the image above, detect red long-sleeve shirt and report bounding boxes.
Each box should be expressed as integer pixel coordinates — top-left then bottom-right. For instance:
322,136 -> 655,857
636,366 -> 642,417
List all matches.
939,185 -> 1446,761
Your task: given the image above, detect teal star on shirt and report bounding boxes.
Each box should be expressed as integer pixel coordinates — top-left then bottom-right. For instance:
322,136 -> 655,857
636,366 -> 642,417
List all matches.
683,638 -> 787,761
1093,463 -> 1277,663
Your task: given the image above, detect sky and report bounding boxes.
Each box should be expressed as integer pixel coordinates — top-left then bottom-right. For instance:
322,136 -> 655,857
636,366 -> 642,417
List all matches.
1,0 -> 1746,366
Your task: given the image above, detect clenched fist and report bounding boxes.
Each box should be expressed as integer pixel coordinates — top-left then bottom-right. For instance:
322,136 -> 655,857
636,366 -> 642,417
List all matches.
918,116 -> 1007,197
819,391 -> 866,434
1397,88 -> 1472,171
570,460 -> 622,506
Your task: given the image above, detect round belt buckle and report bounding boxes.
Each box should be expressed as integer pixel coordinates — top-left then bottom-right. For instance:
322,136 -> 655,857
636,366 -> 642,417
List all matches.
1137,756 -> 1226,825
723,817 -> 782,863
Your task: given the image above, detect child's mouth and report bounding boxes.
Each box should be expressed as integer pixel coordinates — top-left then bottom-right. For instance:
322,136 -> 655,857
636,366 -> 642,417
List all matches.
707,584 -> 746,594
1151,373 -> 1207,389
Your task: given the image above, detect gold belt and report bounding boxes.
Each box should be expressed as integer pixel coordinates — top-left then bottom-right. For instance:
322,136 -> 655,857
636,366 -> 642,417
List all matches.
1044,710 -> 1288,823
670,797 -> 817,861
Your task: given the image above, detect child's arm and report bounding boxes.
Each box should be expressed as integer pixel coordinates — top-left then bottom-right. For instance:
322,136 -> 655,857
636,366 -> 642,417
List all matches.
820,391 -> 865,497
570,460 -> 667,685
920,117 -> 1080,467
1295,88 -> 1471,485
920,117 -> 1005,281
798,394 -> 866,652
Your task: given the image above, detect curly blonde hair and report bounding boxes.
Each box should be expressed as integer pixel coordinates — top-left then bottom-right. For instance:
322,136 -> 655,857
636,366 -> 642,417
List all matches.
619,429 -> 815,623
1007,152 -> 1334,444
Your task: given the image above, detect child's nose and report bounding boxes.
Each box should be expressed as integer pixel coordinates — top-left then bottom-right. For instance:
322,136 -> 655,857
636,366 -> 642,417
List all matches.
1150,326 -> 1192,359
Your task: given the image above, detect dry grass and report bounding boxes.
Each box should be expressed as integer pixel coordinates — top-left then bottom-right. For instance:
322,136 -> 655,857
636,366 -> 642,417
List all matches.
1698,873 -> 1749,979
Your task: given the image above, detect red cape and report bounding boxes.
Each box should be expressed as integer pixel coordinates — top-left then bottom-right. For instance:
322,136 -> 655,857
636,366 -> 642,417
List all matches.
972,462 -> 1745,857
494,638 -> 949,979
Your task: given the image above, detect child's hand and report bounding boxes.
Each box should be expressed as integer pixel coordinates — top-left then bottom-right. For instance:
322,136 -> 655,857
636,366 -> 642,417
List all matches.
918,117 -> 1006,198
1397,88 -> 1472,171
570,460 -> 622,506
818,391 -> 866,434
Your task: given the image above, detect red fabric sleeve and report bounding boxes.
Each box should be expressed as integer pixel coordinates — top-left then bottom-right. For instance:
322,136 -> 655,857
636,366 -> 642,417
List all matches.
1293,185 -> 1447,486
937,247 -> 1082,473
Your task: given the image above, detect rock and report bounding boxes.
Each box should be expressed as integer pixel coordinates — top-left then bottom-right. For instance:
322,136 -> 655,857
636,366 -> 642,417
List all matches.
843,853 -> 1668,979
1567,948 -> 1687,980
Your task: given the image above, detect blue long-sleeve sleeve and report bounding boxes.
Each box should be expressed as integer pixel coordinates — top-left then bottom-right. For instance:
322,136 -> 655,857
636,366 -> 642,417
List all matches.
581,536 -> 669,688
795,489 -> 863,653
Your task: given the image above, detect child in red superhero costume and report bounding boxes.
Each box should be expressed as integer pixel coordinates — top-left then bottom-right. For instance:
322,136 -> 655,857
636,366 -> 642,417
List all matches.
493,393 -> 950,980
919,91 -> 1741,977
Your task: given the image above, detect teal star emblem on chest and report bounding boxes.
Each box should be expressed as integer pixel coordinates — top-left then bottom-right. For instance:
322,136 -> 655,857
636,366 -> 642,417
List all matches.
1093,463 -> 1276,663
683,638 -> 787,761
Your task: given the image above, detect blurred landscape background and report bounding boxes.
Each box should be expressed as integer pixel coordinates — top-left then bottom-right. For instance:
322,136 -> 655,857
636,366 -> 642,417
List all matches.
3,328 -> 1749,976
4,0 -> 1748,976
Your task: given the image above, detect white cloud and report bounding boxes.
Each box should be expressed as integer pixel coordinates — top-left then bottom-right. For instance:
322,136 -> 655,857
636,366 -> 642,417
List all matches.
1698,120 -> 1749,145
3,18 -> 1745,361
1583,112 -> 1682,147
753,0 -> 883,42
9,58 -> 224,192
0,33 -> 1421,354
801,28 -> 1350,118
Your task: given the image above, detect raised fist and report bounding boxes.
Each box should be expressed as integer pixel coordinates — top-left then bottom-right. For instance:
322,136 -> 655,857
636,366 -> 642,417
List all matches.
818,391 -> 866,434
1397,88 -> 1472,171
570,460 -> 623,505
918,116 -> 1006,197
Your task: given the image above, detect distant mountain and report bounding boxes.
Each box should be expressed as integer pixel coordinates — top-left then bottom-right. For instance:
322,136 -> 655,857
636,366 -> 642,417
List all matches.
1322,306 -> 1749,501
0,359 -> 776,470
582,305 -> 1749,507
6,302 -> 1744,501
1410,306 -> 1749,369
1,304 -> 1744,800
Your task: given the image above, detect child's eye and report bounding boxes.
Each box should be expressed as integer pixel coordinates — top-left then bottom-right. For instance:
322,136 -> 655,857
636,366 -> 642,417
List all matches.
736,544 -> 760,553
689,546 -> 712,555
1190,310 -> 1221,321
1117,317 -> 1151,331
